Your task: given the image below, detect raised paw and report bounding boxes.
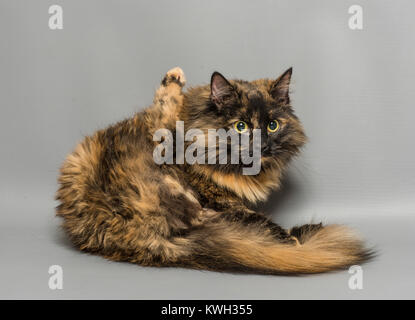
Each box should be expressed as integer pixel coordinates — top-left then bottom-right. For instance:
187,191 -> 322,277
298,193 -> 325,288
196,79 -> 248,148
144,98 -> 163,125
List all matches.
161,67 -> 186,87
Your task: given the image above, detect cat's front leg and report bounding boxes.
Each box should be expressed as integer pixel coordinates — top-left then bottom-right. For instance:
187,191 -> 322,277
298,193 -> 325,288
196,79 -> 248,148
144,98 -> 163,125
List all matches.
209,198 -> 297,244
224,208 -> 296,244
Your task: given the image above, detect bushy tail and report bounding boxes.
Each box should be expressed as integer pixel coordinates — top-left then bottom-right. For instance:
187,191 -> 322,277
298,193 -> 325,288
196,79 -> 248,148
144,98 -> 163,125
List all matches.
179,222 -> 374,275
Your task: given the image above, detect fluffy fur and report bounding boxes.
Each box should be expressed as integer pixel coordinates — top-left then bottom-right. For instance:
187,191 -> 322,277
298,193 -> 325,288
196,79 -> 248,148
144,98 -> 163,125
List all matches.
56,67 -> 373,274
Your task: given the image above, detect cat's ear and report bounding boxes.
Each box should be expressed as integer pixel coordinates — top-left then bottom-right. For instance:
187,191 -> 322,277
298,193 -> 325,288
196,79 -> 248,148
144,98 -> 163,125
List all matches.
270,67 -> 292,104
210,72 -> 236,107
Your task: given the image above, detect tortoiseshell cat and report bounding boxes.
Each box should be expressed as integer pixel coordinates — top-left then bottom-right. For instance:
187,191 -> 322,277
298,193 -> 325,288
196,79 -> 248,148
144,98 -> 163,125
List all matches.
56,67 -> 372,274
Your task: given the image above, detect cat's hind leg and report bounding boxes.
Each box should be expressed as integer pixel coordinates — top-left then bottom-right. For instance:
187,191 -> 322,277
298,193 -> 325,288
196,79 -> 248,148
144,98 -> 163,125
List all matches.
153,67 -> 186,105
146,67 -> 186,133
161,66 -> 186,88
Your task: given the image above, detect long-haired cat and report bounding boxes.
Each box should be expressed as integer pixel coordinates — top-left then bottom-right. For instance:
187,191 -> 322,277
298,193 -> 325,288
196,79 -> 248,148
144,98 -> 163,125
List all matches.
56,67 -> 372,274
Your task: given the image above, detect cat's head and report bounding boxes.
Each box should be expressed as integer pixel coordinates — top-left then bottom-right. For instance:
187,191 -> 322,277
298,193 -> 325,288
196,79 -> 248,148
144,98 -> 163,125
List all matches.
182,68 -> 306,177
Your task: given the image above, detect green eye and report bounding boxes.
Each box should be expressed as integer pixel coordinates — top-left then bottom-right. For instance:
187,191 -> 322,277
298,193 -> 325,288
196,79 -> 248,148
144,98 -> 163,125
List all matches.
267,120 -> 279,133
234,121 -> 248,133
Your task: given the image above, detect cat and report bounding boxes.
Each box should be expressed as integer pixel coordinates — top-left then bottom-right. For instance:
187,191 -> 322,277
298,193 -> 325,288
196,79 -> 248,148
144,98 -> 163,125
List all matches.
56,67 -> 373,274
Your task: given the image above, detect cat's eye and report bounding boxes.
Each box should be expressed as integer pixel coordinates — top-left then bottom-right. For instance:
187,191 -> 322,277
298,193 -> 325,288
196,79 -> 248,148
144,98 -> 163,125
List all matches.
267,120 -> 280,133
234,121 -> 248,133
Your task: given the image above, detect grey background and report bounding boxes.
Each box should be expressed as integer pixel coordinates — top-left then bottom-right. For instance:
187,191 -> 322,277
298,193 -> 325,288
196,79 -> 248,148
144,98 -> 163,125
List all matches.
1,0 -> 414,299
